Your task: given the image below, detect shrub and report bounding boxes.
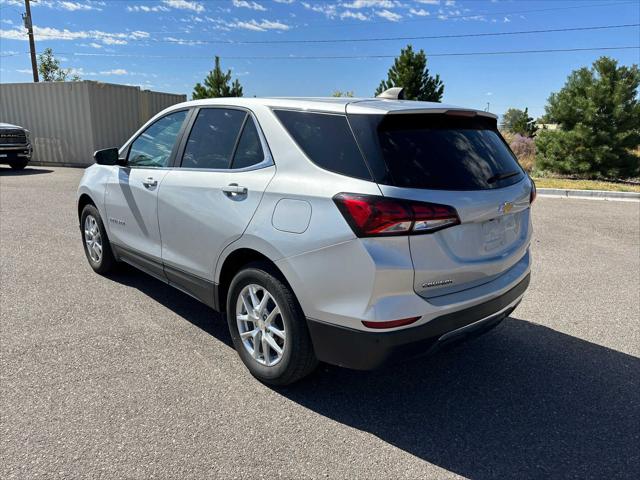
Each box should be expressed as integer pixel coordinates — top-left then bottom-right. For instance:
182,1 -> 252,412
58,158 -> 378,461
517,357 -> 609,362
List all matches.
502,132 -> 536,173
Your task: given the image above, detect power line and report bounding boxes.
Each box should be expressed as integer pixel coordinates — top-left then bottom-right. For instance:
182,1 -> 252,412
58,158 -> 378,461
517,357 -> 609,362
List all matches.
4,45 -> 636,59
154,23 -> 640,45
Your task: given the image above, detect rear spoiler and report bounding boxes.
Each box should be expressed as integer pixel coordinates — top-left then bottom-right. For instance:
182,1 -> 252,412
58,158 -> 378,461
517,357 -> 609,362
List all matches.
385,108 -> 498,120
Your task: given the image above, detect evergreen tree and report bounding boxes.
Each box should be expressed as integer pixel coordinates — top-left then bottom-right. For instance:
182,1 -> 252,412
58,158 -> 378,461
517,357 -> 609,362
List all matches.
536,57 -> 639,178
501,108 -> 537,137
375,45 -> 444,102
192,56 -> 243,99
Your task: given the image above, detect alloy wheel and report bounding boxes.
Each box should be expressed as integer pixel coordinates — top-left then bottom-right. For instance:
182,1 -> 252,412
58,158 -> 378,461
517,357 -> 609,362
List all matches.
236,284 -> 286,367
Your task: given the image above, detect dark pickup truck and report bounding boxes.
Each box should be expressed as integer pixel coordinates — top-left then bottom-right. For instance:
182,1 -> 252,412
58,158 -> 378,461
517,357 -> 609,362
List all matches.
0,123 -> 32,170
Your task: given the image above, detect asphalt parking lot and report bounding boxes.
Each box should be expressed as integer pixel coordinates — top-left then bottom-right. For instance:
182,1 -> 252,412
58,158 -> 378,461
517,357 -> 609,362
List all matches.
1,166 -> 639,479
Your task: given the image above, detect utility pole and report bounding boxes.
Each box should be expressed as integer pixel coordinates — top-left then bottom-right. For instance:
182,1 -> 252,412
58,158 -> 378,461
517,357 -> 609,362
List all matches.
22,0 -> 39,82
485,102 -> 490,112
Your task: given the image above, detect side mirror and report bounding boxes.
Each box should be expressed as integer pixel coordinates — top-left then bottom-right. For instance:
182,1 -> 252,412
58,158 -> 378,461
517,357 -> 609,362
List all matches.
94,148 -> 124,166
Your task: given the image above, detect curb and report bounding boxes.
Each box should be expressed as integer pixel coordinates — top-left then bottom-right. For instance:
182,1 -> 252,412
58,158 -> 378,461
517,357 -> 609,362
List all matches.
538,188 -> 640,202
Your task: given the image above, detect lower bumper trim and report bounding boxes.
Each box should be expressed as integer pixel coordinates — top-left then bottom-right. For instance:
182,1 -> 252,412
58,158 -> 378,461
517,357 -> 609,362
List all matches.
306,273 -> 530,370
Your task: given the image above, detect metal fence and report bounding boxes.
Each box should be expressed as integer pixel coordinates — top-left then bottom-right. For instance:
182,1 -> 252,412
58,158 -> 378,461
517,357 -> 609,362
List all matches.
0,81 -> 186,166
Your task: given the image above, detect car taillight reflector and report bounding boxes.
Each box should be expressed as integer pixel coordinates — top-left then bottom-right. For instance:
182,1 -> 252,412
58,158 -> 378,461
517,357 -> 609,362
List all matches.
333,193 -> 460,237
362,317 -> 421,329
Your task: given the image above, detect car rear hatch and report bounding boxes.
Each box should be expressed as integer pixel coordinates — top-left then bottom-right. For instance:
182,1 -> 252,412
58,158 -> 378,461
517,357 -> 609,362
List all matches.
346,106 -> 533,299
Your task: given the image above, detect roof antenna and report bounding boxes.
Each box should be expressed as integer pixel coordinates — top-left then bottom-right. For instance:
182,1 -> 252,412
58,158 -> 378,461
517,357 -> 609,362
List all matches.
376,87 -> 405,100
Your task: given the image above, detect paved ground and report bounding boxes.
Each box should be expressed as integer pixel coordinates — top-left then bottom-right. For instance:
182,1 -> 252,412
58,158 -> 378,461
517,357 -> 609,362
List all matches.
1,166 -> 639,479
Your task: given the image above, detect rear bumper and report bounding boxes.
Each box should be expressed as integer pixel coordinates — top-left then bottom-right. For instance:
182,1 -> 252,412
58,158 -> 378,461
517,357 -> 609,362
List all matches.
306,273 -> 530,370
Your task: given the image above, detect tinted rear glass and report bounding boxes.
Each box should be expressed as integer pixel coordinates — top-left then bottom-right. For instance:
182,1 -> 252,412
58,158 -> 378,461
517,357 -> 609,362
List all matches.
274,110 -> 372,181
348,114 -> 524,190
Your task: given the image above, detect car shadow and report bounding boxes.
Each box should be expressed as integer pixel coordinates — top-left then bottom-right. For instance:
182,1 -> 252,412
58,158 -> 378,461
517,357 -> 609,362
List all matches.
0,166 -> 53,176
105,266 -> 639,479
105,265 -> 233,348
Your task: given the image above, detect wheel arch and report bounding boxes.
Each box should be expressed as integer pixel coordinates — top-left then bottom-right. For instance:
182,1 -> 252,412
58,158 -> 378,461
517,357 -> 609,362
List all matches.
77,193 -> 96,221
216,247 -> 290,313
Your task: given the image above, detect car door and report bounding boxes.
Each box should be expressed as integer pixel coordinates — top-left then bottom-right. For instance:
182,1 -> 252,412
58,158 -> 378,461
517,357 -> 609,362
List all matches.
104,109 -> 190,278
157,107 -> 275,303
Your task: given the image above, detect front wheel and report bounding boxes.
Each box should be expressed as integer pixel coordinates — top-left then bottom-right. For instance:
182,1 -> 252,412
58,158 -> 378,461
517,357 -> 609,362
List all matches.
80,204 -> 117,274
9,158 -> 28,170
226,262 -> 318,386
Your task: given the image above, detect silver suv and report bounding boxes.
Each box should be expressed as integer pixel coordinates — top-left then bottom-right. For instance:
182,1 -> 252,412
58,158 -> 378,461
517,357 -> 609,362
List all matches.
77,95 -> 534,385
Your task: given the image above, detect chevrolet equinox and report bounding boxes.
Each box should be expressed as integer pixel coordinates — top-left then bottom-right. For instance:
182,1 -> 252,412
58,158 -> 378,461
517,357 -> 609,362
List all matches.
77,92 -> 534,385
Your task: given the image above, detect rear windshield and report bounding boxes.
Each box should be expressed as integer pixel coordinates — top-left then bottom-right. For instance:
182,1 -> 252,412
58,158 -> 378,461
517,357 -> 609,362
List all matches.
348,114 -> 524,190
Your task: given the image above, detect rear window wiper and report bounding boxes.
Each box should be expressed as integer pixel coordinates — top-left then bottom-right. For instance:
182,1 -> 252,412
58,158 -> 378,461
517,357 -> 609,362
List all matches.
487,171 -> 520,184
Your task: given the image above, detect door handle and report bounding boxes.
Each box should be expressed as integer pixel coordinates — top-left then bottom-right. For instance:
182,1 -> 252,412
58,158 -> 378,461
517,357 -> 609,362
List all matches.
143,177 -> 158,188
222,184 -> 248,196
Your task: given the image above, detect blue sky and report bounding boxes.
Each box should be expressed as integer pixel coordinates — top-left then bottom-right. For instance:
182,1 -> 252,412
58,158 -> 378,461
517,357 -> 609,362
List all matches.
1,0 -> 639,118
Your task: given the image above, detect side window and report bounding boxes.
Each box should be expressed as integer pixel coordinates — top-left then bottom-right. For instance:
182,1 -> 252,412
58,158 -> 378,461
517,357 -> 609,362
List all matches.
181,108 -> 246,169
128,110 -> 187,168
274,110 -> 371,180
231,117 -> 265,169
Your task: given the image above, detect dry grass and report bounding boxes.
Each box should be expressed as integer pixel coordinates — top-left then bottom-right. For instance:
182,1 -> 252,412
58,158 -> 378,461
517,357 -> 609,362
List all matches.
532,177 -> 640,192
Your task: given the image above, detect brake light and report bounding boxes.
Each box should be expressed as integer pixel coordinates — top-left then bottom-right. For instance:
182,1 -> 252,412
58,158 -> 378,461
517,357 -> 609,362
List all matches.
529,178 -> 537,204
333,193 -> 460,237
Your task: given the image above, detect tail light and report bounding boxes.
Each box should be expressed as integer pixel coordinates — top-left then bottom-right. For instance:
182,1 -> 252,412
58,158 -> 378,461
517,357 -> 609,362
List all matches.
333,193 -> 460,237
529,178 -> 537,204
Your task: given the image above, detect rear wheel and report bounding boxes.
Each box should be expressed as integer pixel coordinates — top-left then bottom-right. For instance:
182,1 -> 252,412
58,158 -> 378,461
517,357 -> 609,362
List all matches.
80,204 -> 117,274
226,262 -> 318,385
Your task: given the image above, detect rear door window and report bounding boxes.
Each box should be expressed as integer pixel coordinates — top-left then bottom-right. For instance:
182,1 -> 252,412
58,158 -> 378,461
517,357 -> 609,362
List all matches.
274,110 -> 371,180
348,114 -> 524,190
181,108 -> 246,169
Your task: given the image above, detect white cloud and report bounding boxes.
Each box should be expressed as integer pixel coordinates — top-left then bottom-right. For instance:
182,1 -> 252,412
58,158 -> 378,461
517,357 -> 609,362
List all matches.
127,5 -> 170,12
341,0 -> 395,8
503,16 -> 511,23
416,0 -> 439,4
445,0 -> 456,5
59,1 -> 102,11
273,0 -> 294,3
162,0 -> 204,13
486,92 -> 493,96
340,10 -> 369,20
163,36 -> 204,45
375,9 -> 401,21
100,68 -> 128,75
301,2 -> 337,18
232,0 -> 266,11
0,26 -> 149,46
409,8 -> 429,16
231,19 -> 290,31
1,19 -> 13,25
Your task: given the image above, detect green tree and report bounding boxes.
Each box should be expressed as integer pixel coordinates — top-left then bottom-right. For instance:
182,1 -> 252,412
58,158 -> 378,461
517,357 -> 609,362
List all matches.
332,90 -> 354,97
37,48 -> 80,82
192,56 -> 243,99
536,56 -> 640,179
375,45 -> 444,102
501,107 -> 537,137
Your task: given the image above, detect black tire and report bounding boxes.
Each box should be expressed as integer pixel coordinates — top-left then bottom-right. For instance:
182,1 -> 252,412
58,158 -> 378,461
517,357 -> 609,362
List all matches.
9,159 -> 28,170
80,204 -> 117,274
226,261 -> 318,386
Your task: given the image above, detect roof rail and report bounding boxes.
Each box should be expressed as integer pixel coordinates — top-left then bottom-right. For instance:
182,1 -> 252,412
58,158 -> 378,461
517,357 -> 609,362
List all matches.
376,87 -> 405,100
